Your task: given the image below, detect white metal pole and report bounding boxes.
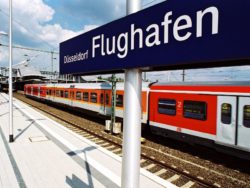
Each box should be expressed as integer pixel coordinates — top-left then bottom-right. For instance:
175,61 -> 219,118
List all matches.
122,1 -> 142,187
9,0 -> 14,142
51,52 -> 53,82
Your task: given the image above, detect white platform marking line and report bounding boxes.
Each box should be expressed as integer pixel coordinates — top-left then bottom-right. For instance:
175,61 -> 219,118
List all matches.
13,102 -> 121,187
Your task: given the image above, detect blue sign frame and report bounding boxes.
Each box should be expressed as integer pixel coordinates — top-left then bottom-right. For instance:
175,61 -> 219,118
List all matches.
60,0 -> 250,75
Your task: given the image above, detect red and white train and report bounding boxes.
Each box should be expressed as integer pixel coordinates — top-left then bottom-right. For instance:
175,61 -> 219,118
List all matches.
24,82 -> 250,155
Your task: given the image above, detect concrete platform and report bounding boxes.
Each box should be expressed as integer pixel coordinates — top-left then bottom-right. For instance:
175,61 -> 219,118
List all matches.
0,92 -> 177,188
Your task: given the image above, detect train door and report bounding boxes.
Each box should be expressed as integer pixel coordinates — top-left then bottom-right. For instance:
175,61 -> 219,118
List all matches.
70,91 -> 74,106
104,90 -> 110,115
237,97 -> 250,150
216,96 -> 237,145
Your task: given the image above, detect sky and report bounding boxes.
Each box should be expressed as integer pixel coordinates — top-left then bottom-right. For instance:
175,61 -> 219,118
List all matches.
0,0 -> 249,82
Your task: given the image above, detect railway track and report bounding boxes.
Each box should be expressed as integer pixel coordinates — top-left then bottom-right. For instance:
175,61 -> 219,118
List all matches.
14,93 -> 250,188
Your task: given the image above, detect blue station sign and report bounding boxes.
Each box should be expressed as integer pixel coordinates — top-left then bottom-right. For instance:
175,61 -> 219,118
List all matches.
60,0 -> 250,75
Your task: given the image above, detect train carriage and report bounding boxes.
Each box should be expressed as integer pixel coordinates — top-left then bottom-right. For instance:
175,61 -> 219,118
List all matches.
24,81 -> 250,155
149,82 -> 250,152
24,82 -> 150,124
24,84 -> 45,98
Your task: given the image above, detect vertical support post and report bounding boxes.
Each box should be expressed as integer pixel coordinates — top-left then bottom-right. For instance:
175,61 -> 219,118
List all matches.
122,3 -> 142,187
111,74 -> 116,133
122,69 -> 142,188
9,0 -> 14,143
51,51 -> 54,82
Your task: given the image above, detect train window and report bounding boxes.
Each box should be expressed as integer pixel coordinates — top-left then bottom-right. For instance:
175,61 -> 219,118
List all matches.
106,94 -> 109,105
70,92 -> 74,99
56,90 -> 60,97
116,95 -> 123,107
90,92 -> 97,103
221,103 -> 232,124
60,91 -> 64,98
83,92 -> 89,102
65,91 -> 68,98
243,105 -> 250,128
158,99 -> 176,116
76,91 -> 82,100
183,100 -> 207,121
100,93 -> 104,104
46,90 -> 49,95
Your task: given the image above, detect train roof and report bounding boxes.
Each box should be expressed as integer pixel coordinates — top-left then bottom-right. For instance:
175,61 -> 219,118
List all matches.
46,83 -> 112,89
150,81 -> 250,95
44,82 -> 151,91
151,81 -> 250,86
